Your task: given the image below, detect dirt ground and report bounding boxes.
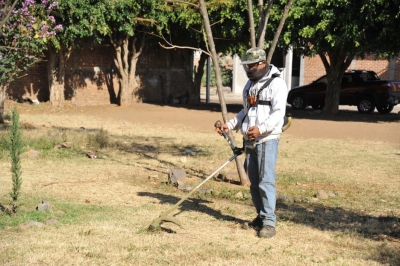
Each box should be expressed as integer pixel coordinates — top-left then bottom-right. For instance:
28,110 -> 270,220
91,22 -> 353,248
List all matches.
4,94 -> 400,144
6,94 -> 400,144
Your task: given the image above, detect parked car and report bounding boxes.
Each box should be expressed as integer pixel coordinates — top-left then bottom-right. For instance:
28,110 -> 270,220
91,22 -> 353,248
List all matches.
287,70 -> 400,113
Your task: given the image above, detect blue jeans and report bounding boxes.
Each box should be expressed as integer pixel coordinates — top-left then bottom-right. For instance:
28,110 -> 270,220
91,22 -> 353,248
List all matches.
245,139 -> 279,227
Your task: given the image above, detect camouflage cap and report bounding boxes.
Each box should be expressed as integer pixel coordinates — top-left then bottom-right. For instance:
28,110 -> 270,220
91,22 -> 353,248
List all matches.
240,47 -> 266,65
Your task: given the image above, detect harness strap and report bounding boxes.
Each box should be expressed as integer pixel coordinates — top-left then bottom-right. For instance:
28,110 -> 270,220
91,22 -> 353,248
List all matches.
258,100 -> 271,105
241,75 -> 280,127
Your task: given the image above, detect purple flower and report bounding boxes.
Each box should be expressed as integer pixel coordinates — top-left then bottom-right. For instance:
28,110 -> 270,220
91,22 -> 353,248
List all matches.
54,24 -> 63,31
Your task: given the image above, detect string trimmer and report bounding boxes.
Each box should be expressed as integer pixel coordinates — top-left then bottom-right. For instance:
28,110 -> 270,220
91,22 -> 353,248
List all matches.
147,120 -> 242,231
147,115 -> 291,231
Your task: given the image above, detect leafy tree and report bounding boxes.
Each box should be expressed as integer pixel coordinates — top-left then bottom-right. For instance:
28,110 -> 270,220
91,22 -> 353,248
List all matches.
285,0 -> 400,115
159,0 -> 250,104
0,0 -> 62,123
46,0 -> 99,106
85,0 -> 171,106
160,0 -> 254,185
160,0 -> 293,185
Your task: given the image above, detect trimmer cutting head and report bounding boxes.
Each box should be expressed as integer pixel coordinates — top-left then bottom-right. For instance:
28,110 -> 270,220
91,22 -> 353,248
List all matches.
148,216 -> 182,232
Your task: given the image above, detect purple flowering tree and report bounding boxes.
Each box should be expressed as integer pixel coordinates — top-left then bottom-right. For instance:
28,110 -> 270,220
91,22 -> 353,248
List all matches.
0,0 -> 62,123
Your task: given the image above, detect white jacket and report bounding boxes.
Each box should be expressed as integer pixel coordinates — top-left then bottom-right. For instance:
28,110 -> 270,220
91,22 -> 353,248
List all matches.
227,64 -> 288,143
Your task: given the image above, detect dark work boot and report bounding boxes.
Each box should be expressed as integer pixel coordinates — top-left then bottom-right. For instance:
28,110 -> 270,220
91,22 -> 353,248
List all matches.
259,225 -> 276,238
242,217 -> 263,230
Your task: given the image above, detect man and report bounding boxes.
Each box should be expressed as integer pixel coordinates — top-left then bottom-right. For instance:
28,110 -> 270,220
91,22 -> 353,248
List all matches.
218,47 -> 288,238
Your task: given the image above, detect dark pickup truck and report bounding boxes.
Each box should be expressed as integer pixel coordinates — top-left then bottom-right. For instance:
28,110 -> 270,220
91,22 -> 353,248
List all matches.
287,70 -> 400,113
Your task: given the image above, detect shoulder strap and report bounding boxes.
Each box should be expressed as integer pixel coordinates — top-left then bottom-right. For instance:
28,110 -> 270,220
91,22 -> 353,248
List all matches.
256,74 -> 280,106
239,74 -> 280,127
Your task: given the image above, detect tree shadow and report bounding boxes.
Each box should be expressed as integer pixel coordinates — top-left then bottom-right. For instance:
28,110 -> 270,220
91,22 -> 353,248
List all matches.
276,200 -> 400,240
140,190 -> 399,264
276,199 -> 400,264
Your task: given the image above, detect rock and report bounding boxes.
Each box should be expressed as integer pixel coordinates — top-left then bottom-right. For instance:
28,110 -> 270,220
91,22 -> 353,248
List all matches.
42,198 -> 50,204
169,168 -> 187,185
36,203 -> 51,211
235,191 -> 244,199
180,185 -> 193,192
316,189 -> 329,199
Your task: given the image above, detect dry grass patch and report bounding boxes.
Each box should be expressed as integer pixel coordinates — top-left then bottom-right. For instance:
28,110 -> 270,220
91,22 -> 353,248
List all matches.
0,105 -> 399,265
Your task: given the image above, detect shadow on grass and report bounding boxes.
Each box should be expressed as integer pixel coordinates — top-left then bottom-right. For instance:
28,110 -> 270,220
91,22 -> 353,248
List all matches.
139,190 -> 400,265
276,201 -> 400,239
138,192 -> 247,228
276,200 -> 400,264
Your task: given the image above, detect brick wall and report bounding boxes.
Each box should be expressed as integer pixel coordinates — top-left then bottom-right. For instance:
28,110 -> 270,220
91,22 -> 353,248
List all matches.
303,54 -> 398,84
8,43 -> 192,105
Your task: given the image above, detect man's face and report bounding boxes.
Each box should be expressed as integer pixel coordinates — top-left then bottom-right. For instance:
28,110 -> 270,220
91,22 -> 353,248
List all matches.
243,61 -> 267,71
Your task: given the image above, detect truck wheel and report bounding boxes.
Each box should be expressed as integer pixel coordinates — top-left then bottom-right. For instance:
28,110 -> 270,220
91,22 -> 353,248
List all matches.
357,97 -> 375,113
376,104 -> 394,114
291,95 -> 306,110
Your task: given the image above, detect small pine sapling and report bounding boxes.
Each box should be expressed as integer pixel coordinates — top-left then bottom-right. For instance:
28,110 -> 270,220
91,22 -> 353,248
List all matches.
9,107 -> 23,213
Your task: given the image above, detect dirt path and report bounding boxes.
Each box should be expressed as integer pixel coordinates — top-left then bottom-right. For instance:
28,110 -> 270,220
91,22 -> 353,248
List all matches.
5,100 -> 400,144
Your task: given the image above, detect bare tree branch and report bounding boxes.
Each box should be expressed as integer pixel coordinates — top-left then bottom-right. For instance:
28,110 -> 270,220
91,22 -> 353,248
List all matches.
266,0 -> 294,63
257,0 -> 274,48
159,42 -> 210,56
198,0 -> 250,186
0,0 -> 19,33
247,0 -> 256,48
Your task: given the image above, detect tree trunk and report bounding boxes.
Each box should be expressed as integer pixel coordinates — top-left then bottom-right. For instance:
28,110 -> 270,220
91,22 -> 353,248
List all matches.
247,0 -> 256,48
324,72 -> 342,115
0,82 -> 7,124
47,45 -> 68,107
190,52 -> 208,104
110,35 -> 144,106
105,68 -> 119,105
266,0 -> 294,63
199,0 -> 250,186
319,48 -> 354,115
257,0 -> 273,49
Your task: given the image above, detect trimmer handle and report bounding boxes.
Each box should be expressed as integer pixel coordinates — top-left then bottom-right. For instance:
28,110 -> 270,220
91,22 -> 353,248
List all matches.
214,120 -> 229,140
214,120 -> 242,155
